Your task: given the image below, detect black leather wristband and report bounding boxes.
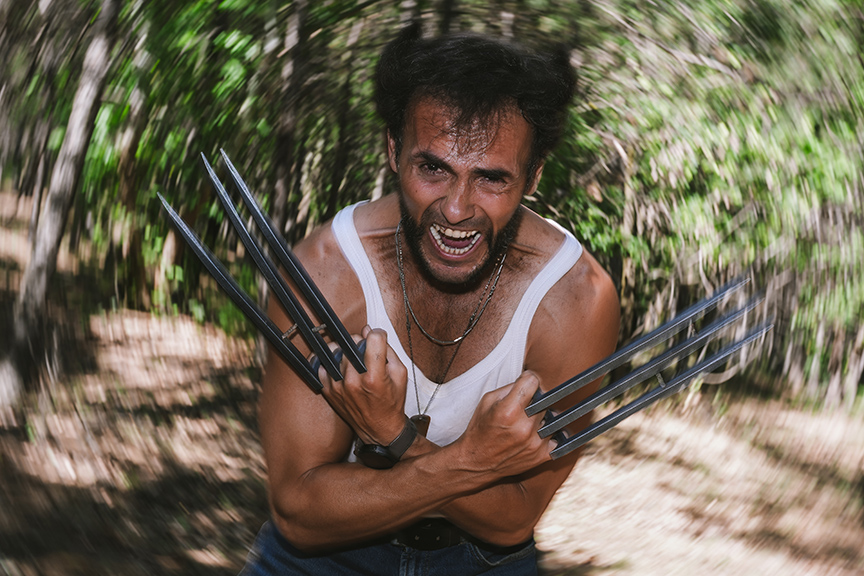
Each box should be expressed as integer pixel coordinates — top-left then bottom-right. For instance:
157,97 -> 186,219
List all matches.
354,416 -> 418,469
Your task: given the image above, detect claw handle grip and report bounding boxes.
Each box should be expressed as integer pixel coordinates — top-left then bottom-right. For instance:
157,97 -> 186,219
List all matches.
531,389 -> 569,448
311,339 -> 368,383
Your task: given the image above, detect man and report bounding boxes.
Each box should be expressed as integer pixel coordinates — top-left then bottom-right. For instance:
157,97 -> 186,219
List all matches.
241,25 -> 620,575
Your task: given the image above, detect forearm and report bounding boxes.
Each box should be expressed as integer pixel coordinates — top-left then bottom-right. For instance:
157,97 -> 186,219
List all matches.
403,438 -> 558,546
438,479 -> 540,545
271,439 -> 492,552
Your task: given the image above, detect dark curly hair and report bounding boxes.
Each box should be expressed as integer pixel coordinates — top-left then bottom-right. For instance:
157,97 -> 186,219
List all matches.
374,23 -> 576,175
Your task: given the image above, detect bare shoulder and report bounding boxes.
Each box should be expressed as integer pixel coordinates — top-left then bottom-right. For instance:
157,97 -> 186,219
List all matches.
351,194 -> 401,239
289,213 -> 367,336
524,224 -> 620,393
544,245 -> 618,328
293,219 -> 343,270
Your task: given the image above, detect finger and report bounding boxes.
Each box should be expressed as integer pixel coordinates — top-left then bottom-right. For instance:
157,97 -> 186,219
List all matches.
317,365 -> 331,390
361,324 -> 372,339
543,437 -> 558,460
385,344 -> 407,385
340,334 -> 364,372
364,328 -> 390,382
510,370 -> 541,407
310,341 -> 341,388
479,380 -> 515,406
507,371 -> 547,427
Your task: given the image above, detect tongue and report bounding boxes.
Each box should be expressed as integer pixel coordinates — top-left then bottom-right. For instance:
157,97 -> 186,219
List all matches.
442,235 -> 474,249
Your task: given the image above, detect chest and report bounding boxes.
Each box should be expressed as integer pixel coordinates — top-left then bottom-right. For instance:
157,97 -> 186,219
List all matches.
366,242 -> 537,382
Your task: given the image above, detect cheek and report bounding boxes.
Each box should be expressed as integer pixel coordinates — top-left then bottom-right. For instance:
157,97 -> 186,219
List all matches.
402,178 -> 445,213
480,194 -> 521,230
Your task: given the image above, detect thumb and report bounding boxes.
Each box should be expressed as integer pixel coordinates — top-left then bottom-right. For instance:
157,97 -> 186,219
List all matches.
510,370 -> 541,408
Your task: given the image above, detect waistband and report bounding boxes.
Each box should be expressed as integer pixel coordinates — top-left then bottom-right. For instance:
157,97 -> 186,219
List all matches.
392,518 -> 531,554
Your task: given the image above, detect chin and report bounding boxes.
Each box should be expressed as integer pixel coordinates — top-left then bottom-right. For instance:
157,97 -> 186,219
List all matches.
421,246 -> 495,289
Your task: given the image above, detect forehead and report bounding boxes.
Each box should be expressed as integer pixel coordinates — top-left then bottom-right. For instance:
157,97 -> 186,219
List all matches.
402,96 -> 533,169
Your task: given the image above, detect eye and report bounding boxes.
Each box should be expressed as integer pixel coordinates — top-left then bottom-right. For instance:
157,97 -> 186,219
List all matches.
420,162 -> 443,175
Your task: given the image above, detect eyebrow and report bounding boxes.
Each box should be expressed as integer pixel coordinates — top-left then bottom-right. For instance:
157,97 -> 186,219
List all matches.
412,150 -> 515,181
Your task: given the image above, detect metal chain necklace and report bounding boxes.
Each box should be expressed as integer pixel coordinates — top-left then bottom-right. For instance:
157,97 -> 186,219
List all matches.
395,219 -> 507,435
396,220 -> 507,346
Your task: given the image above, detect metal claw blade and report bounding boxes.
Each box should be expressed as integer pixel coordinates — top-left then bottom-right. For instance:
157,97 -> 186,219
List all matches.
539,295 -> 763,439
219,149 -> 366,374
156,193 -> 323,392
200,154 -> 343,381
549,323 -> 773,460
526,275 -> 751,416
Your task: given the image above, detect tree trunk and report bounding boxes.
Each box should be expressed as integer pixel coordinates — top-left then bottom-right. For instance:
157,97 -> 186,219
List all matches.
272,0 -> 308,238
438,0 -> 457,34
27,117 -> 53,243
843,324 -> 864,412
0,0 -> 119,406
399,0 -> 420,27
118,81 -> 151,310
259,0 -> 309,366
806,320 -> 826,400
324,19 -> 364,221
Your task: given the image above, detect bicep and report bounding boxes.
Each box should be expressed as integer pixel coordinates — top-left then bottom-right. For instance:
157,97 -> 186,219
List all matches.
527,260 -> 620,431
257,223 -> 370,490
459,268 -> 620,531
518,260 -> 620,490
258,295 -> 355,494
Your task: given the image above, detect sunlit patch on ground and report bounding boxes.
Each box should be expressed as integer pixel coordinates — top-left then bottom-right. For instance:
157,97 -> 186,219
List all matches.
0,310 -> 266,575
0,306 -> 862,574
536,400 -> 864,575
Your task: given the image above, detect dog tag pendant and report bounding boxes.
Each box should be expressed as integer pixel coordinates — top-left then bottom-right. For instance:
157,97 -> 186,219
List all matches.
410,414 -> 430,436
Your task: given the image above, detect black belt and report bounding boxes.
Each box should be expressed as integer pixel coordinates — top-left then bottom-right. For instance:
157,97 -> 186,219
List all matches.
393,518 -> 531,554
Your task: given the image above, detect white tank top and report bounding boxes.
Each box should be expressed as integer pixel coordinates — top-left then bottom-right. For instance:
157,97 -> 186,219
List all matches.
332,203 -> 583,447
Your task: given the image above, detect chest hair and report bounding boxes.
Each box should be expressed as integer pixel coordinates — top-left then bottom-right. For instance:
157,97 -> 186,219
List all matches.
365,236 -> 538,381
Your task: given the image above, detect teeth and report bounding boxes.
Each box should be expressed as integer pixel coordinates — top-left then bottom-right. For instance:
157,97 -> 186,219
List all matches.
430,223 -> 480,255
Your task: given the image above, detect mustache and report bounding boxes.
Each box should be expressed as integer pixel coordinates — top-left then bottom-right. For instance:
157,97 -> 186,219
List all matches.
396,193 -> 522,289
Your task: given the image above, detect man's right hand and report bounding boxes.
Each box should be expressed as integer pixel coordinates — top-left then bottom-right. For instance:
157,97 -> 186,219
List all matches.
318,325 -> 409,447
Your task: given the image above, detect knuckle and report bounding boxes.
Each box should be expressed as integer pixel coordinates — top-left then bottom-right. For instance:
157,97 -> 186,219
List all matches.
368,328 -> 387,344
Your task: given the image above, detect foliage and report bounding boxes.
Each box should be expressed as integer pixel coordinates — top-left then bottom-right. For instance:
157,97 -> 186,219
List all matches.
1,0 -> 862,407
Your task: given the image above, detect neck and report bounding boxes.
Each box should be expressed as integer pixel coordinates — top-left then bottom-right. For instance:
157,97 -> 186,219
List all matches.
396,220 -> 507,348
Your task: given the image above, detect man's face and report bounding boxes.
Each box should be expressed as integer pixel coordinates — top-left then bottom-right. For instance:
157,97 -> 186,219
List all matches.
388,96 -> 540,288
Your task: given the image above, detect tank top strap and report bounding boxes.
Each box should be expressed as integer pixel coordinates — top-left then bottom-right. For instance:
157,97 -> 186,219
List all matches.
499,223 -> 583,374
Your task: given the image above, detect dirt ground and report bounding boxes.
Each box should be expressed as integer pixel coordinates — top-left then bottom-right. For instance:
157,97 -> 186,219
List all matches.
1,192 -> 863,575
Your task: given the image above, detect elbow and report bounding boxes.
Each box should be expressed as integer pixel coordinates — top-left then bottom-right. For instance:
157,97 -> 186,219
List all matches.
479,524 -> 536,548
270,489 -> 330,553
466,507 -> 541,548
271,507 -> 332,554
480,497 -> 547,547
509,525 -> 537,547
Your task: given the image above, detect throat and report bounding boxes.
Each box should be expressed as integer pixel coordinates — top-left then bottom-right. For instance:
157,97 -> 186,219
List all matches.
396,218 -> 509,416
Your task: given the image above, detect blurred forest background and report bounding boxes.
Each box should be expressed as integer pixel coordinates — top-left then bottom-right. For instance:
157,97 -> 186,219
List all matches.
0,0 -> 863,574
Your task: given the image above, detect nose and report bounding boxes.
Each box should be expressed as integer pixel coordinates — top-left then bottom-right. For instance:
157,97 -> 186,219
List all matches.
439,180 -> 475,224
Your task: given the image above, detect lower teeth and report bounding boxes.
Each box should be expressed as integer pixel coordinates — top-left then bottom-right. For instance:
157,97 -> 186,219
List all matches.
431,227 -> 478,255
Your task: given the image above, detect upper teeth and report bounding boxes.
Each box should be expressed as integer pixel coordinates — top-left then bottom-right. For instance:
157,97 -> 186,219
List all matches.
433,223 -> 477,239
430,223 -> 481,255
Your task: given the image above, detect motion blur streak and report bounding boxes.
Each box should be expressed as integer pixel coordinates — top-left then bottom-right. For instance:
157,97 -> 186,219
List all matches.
0,0 -> 862,573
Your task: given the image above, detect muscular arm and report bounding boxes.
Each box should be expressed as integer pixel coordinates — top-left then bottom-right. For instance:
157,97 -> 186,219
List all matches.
261,222 -> 619,551
261,329 -> 549,551
260,224 -> 554,552
433,251 -> 620,543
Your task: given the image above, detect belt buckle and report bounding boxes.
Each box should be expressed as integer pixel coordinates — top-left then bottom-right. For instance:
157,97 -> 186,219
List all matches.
397,519 -> 461,551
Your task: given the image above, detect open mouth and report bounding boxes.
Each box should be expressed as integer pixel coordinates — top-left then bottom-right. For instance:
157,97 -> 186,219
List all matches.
430,223 -> 482,256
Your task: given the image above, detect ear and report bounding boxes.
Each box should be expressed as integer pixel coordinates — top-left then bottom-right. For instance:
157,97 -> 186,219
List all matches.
526,161 -> 545,195
386,131 -> 399,173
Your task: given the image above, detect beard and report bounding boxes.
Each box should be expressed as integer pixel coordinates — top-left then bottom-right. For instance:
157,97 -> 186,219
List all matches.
398,195 -> 523,290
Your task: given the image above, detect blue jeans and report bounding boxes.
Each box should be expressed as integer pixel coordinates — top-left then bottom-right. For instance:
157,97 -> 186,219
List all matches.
239,521 -> 538,576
